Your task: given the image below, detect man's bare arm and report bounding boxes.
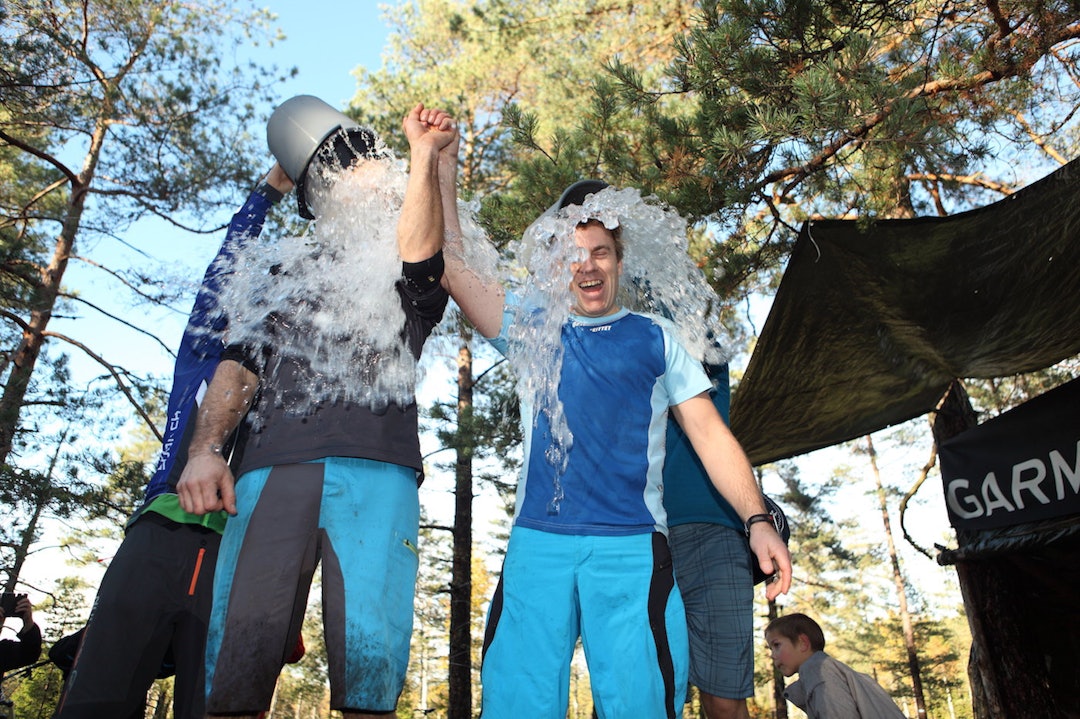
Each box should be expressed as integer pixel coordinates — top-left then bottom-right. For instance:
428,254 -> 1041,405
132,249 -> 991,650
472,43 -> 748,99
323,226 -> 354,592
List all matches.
437,132 -> 506,339
399,103 -> 456,263
176,359 -> 258,516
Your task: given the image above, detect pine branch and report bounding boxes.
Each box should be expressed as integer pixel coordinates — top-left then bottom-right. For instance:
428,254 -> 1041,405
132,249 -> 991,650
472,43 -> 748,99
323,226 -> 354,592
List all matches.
40,331 -> 163,443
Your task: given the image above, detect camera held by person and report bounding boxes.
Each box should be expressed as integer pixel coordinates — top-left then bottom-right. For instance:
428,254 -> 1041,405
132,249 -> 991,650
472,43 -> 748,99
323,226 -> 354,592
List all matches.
0,593 -> 42,674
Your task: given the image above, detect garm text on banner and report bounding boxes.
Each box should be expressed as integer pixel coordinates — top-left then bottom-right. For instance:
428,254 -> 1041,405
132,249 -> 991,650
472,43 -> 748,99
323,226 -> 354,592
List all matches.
939,377 -> 1080,531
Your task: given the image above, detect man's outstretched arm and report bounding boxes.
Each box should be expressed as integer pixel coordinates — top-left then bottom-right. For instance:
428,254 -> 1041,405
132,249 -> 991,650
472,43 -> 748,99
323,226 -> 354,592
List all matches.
671,393 -> 793,600
437,129 -> 506,339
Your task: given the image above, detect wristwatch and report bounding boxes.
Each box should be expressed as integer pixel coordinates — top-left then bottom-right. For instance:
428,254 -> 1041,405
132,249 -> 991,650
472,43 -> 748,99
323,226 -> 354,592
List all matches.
744,512 -> 775,537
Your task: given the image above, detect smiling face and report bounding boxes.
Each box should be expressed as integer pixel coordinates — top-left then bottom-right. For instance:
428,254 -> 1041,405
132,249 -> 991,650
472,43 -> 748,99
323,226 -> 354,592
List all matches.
569,221 -> 623,318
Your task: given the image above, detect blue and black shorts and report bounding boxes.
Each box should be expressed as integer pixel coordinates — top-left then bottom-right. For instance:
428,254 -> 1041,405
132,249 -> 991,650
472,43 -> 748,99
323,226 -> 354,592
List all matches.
205,457 -> 419,714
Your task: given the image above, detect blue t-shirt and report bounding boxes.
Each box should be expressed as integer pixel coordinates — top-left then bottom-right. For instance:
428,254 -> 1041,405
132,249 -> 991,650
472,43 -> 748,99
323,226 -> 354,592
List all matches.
491,299 -> 710,536
662,363 -> 742,530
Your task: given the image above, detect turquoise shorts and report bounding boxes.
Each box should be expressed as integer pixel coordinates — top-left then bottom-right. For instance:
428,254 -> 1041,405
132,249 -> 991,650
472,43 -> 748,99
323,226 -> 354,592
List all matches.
205,457 -> 419,714
480,526 -> 688,718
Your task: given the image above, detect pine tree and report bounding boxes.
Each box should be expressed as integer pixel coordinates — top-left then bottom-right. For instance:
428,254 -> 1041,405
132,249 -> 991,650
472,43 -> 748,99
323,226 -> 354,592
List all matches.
0,0 -> 288,591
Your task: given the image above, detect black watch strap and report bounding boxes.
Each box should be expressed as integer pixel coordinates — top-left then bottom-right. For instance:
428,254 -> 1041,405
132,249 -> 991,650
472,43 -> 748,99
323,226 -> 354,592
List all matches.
744,512 -> 774,537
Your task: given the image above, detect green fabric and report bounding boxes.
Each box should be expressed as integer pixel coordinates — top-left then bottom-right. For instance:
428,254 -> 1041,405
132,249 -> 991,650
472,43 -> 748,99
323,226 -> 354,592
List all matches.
140,493 -> 228,534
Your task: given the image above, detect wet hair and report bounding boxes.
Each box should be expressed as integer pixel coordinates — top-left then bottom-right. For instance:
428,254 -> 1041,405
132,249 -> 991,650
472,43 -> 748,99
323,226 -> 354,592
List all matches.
298,126 -> 384,219
576,217 -> 624,261
312,126 -> 380,175
766,613 -> 826,651
553,179 -> 624,260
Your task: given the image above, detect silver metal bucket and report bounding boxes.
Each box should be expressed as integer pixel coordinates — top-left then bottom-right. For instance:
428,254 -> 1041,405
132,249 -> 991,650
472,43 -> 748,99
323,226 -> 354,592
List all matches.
267,94 -> 373,218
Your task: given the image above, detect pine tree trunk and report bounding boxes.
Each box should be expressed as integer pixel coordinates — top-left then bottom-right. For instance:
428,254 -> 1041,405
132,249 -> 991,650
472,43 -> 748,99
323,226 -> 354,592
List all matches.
866,434 -> 929,717
768,599 -> 787,719
151,683 -> 169,719
0,124 -> 100,467
447,340 -> 475,719
0,231 -> 74,466
931,381 -> 1063,718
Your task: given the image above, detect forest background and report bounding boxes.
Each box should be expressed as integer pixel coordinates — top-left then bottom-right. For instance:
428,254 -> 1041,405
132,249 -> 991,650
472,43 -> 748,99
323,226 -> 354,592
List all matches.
1,0 -> 1078,718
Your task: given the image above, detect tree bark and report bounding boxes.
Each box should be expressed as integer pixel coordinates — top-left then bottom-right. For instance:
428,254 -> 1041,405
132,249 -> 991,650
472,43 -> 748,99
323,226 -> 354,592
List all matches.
866,434 -> 929,717
448,339 -> 475,719
932,381 -> 1062,718
0,120 -> 102,468
769,599 -> 788,719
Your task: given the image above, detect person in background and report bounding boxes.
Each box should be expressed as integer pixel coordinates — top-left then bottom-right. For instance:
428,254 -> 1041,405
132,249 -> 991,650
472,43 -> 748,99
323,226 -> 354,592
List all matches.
664,359 -> 760,719
0,595 -> 41,675
766,613 -> 906,719
52,163 -> 294,719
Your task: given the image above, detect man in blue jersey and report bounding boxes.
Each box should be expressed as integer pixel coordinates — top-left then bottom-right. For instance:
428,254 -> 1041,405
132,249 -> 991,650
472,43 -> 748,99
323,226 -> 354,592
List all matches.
53,164 -> 294,719
439,174 -> 793,719
176,102 -> 457,719
665,360 -> 756,719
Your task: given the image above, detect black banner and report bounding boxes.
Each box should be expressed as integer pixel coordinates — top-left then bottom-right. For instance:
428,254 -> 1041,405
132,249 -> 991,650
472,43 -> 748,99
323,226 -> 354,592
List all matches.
940,377 -> 1080,530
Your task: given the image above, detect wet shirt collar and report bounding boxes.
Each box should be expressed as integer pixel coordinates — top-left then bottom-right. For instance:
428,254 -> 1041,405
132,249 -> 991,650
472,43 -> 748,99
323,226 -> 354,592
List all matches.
569,306 -> 629,326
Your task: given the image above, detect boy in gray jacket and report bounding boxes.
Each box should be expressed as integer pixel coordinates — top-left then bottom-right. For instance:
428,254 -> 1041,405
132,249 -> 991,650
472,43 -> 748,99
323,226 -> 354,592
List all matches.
766,613 -> 906,719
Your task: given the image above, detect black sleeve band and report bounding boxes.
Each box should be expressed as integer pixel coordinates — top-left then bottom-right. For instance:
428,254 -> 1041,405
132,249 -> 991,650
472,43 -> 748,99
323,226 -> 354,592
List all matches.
253,181 -> 285,205
222,343 -> 262,377
402,250 -> 445,295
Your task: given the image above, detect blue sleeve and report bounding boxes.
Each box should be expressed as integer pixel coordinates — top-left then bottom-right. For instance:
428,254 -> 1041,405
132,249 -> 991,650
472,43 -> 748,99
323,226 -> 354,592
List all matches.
659,320 -> 712,405
139,188 -> 276,507
186,187 -> 277,341
485,291 -> 525,358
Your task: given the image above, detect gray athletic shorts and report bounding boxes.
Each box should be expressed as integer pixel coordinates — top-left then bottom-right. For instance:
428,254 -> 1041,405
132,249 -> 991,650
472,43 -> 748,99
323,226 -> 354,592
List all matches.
668,522 -> 754,699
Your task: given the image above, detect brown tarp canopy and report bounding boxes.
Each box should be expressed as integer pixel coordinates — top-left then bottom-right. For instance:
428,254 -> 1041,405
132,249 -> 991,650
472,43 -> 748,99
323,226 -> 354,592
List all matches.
730,159 -> 1080,467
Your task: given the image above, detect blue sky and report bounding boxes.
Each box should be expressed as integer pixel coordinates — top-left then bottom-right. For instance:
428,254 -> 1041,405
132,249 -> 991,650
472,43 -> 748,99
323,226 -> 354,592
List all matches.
56,2 -> 395,386
255,0 -> 391,110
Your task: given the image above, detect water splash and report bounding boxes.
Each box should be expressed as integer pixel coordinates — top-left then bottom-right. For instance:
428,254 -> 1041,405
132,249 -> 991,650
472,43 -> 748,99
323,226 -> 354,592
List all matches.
215,153 -> 420,422
452,186 -> 736,513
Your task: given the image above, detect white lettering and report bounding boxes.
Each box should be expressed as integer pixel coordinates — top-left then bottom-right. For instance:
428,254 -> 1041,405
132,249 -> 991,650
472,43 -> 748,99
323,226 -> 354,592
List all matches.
946,478 -> 984,519
947,439 -> 1080,525
1011,459 -> 1050,509
155,438 -> 172,471
981,472 -> 1016,516
1050,440 -> 1080,499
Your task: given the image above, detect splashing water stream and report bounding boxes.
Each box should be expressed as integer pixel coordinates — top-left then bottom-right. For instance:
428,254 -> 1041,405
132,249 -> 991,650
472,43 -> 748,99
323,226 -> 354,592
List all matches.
212,151 -> 422,425
207,165 -> 733,516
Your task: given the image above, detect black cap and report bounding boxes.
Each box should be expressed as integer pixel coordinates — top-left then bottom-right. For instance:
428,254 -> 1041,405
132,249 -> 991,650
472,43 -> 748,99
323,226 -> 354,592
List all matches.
556,179 -> 609,210
296,126 -> 381,219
